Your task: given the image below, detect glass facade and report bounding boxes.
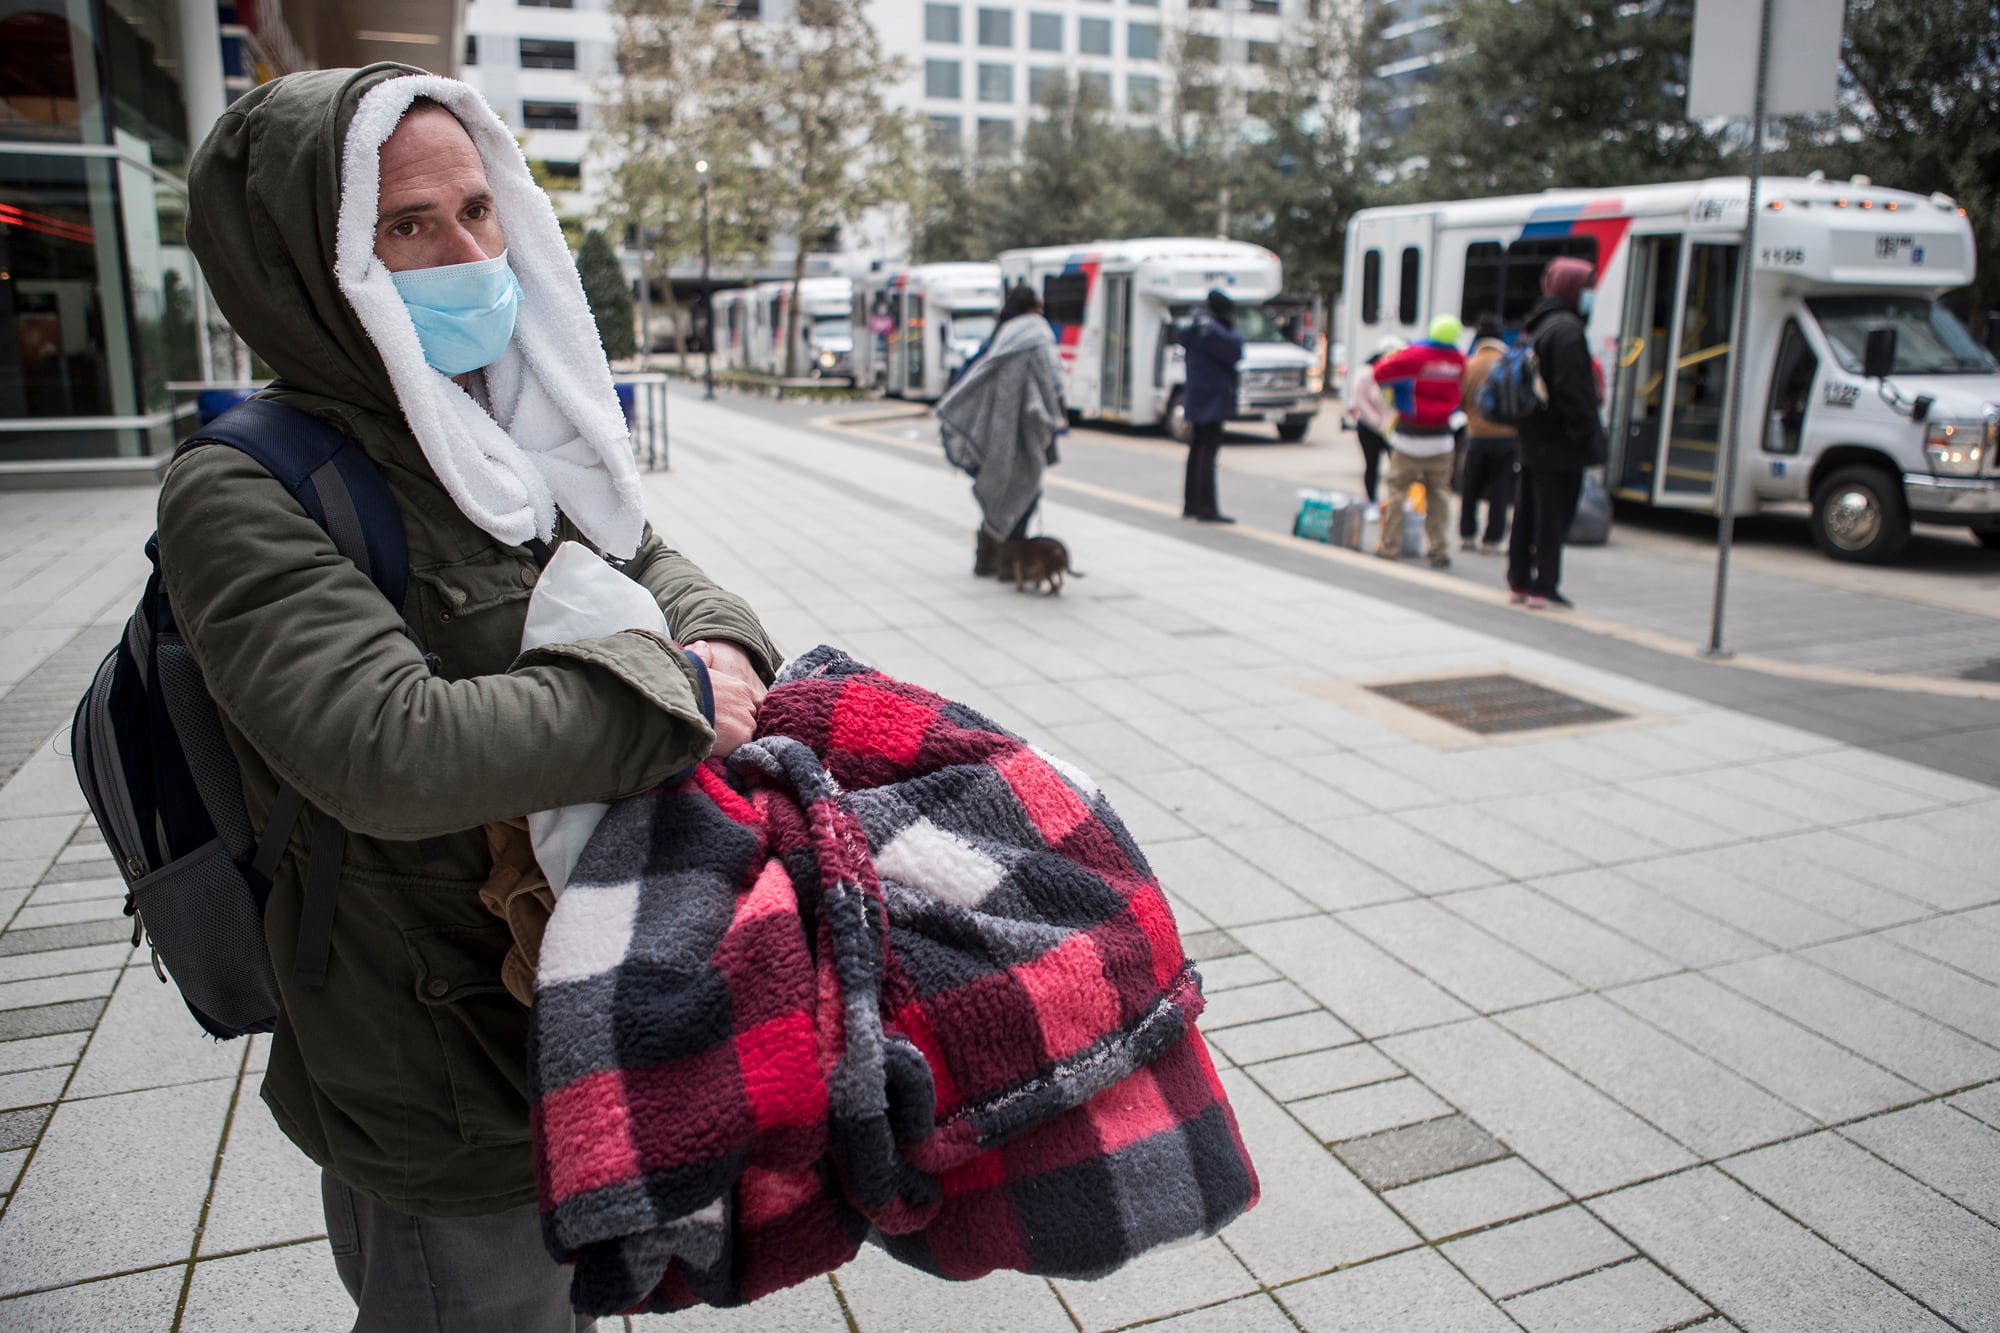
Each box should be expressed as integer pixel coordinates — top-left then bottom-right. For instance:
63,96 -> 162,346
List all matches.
1028,11 -> 1062,51
2,0 -> 206,460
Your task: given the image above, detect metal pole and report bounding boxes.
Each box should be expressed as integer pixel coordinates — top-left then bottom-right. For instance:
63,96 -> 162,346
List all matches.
701,180 -> 715,400
1704,0 -> 1772,659
636,227 -> 652,373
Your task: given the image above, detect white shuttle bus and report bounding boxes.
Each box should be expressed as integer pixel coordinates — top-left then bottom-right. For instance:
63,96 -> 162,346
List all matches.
744,277 -> 855,380
998,238 -> 1323,442
708,287 -> 758,373
860,263 -> 1005,401
1340,176 -> 1999,561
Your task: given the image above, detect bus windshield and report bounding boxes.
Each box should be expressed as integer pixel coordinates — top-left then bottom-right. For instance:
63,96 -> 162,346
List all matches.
1170,303 -> 1290,344
1807,296 -> 1997,376
808,315 -> 851,344
946,311 -> 996,343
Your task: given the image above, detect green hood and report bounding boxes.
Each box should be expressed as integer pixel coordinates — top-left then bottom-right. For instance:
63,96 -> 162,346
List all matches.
187,64 -> 428,419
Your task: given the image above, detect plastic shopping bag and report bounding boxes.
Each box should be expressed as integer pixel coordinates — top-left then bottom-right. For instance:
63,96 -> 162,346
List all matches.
519,542 -> 670,895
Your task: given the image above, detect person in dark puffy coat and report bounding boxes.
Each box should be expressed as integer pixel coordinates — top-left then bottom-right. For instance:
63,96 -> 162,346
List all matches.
1174,289 -> 1245,523
1509,257 -> 1604,609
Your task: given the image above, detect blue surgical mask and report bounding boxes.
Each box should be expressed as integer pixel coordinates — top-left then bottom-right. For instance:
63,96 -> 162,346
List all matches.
389,252 -> 523,375
1578,289 -> 1596,318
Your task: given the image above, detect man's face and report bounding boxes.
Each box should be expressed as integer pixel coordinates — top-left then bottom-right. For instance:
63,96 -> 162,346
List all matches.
373,106 -> 505,272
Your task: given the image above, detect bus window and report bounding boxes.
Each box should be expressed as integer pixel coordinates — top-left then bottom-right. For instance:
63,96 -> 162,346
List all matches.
1461,242 -> 1503,324
1043,271 -> 1089,327
1763,319 -> 1816,455
1501,237 -> 1599,325
1398,247 -> 1420,325
1361,249 -> 1381,325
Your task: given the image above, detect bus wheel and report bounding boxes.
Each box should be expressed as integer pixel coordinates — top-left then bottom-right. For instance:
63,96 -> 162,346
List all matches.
1277,415 -> 1312,442
1811,465 -> 1909,563
1165,391 -> 1194,445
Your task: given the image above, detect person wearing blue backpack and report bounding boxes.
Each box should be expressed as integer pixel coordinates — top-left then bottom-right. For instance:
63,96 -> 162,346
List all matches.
1508,258 -> 1604,609
123,67 -> 780,1330
1457,315 -> 1517,554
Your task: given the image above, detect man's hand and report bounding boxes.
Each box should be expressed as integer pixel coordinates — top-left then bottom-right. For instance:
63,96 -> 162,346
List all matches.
686,639 -> 767,757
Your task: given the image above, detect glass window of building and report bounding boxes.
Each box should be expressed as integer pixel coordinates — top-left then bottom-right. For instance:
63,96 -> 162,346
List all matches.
521,100 -> 581,130
519,38 -> 578,70
1183,32 -> 1220,62
1250,0 -> 1280,13
977,63 -> 1013,102
927,114 -> 963,156
1028,12 -> 1063,50
1127,73 -> 1161,113
925,59 -> 963,99
465,34 -> 479,65
976,7 -> 1013,46
1079,70 -> 1111,104
1078,17 -> 1111,54
977,118 -> 1014,156
1027,67 -> 1061,105
1246,39 -> 1278,64
518,0 -> 576,8
925,4 -> 961,42
533,159 -> 583,189
1127,22 -> 1158,59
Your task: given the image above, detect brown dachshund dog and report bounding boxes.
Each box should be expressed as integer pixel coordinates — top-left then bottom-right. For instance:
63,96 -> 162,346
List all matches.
996,536 -> 1082,595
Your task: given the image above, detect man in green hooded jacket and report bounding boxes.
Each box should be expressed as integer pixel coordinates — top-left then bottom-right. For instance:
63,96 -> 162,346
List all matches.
171,65 -> 777,1329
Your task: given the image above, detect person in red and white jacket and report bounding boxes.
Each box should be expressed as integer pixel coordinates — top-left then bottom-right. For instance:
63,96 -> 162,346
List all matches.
1369,315 -> 1466,567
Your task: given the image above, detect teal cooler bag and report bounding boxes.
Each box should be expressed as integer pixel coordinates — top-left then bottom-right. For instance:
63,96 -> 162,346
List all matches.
1293,488 -> 1363,548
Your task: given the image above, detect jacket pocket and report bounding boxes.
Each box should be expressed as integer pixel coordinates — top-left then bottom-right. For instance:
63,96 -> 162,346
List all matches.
404,922 -> 531,1148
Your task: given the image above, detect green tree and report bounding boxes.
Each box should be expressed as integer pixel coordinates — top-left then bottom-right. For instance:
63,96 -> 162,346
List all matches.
575,228 -> 637,360
1397,0 -> 1726,200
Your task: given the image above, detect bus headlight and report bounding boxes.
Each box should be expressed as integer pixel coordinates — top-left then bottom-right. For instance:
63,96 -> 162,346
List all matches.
1924,420 -> 1985,476
819,351 -> 836,369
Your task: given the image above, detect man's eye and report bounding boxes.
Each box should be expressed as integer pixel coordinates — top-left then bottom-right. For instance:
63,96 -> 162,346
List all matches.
466,205 -> 488,221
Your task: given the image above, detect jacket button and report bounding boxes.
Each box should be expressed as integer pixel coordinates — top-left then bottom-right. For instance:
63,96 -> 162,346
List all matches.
519,566 -> 538,588
438,610 -> 452,623
425,978 -> 450,998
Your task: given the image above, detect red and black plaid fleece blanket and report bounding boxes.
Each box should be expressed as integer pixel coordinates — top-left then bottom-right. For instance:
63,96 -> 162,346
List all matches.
530,646 -> 1258,1316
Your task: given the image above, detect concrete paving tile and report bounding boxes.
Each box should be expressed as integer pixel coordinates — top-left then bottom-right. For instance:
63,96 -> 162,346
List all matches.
1142,838 -> 1315,928
1128,769 -> 1291,840
1610,972 -> 1923,1123
1340,899 -> 1579,1013
1688,842 -> 1933,932
1441,1204 -> 1634,1299
0,943 -> 132,986
1501,1258 -> 1712,1333
23,876 -> 123,907
1803,936 -> 2000,1048
1841,1103 -> 2000,1227
1416,806 -> 1590,881
1883,915 -> 2000,987
632,1272 -> 844,1320
0,1066 -> 66,1113
1211,760 -> 1367,825
200,1098 -> 323,1255
1724,1131 -> 2000,1333
1846,807 -> 2000,882
1498,995 -> 1815,1158
1209,824 -> 1412,913
1696,762 -> 1881,828
1292,1079 -> 1455,1145
1591,1166 -> 1951,1333
1768,828 -> 1991,913
1276,1247 -> 1516,1333
1381,1158 -> 1568,1241
1617,857 -> 1852,950
0,918 -> 132,959
0,1077 -> 233,1293
179,1241 -> 355,1333
1381,1019 -> 1695,1196
0,997 -> 104,1043
1138,1293 -> 1296,1333
0,1032 -> 86,1077
1207,1011 -> 1359,1066
1244,1044 -> 1404,1103
1752,754 -> 1944,820
1440,884 -> 1678,990
1234,916 -> 1472,1039
1182,929 -> 1247,963
0,814 -> 82,866
0,968 -> 119,1015
1214,1068 -> 1417,1283
0,1146 -> 23,1193
7,898 -> 126,931
1530,869 -> 1767,970
834,1241 -> 1071,1333
1332,1114 -> 1508,1191
1195,953 -> 1279,992
67,965 -> 244,1099
1308,813 -> 1503,895
1052,1236 -> 1256,1332
0,759 -> 90,819
1199,980 -> 1319,1031
1618,773 -> 1814,842
0,889 -> 24,925
0,862 -> 44,893
1092,778 -> 1194,845
0,1105 -> 50,1152
1951,1082 -> 2000,1131
1709,953 -> 2000,1094
0,1264 -> 184,1330
1290,752 -> 1440,814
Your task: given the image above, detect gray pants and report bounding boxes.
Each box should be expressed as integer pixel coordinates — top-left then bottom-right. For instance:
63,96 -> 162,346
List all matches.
322,1171 -> 596,1333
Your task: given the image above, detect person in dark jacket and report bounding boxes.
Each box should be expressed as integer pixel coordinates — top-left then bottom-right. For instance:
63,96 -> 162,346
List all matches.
1175,289 -> 1245,523
1458,314 -> 1517,553
1509,258 -> 1602,608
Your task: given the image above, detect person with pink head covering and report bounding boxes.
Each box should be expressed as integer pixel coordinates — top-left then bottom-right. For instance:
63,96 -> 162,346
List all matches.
1507,256 -> 1605,609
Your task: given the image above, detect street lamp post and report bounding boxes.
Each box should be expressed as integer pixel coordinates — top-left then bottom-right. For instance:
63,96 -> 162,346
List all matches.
696,159 -> 714,401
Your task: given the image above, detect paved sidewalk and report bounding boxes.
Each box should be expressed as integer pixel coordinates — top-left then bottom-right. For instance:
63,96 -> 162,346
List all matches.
1,387 -> 1997,1330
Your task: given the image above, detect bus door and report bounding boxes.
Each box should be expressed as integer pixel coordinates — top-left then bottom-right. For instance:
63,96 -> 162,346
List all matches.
886,291 -> 907,395
1101,271 -> 1134,418
1351,214 -> 1436,345
905,292 -> 926,395
1609,234 -> 1681,500
1658,240 -> 1740,506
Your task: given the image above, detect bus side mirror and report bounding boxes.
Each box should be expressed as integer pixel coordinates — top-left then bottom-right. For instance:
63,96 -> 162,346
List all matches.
1863,327 -> 1898,379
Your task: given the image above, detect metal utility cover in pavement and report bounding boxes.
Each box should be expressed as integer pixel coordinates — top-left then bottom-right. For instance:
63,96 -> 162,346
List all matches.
1365,673 -> 1628,736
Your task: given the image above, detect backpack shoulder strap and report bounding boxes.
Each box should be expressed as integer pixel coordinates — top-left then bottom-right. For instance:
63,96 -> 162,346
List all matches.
184,399 -> 409,614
